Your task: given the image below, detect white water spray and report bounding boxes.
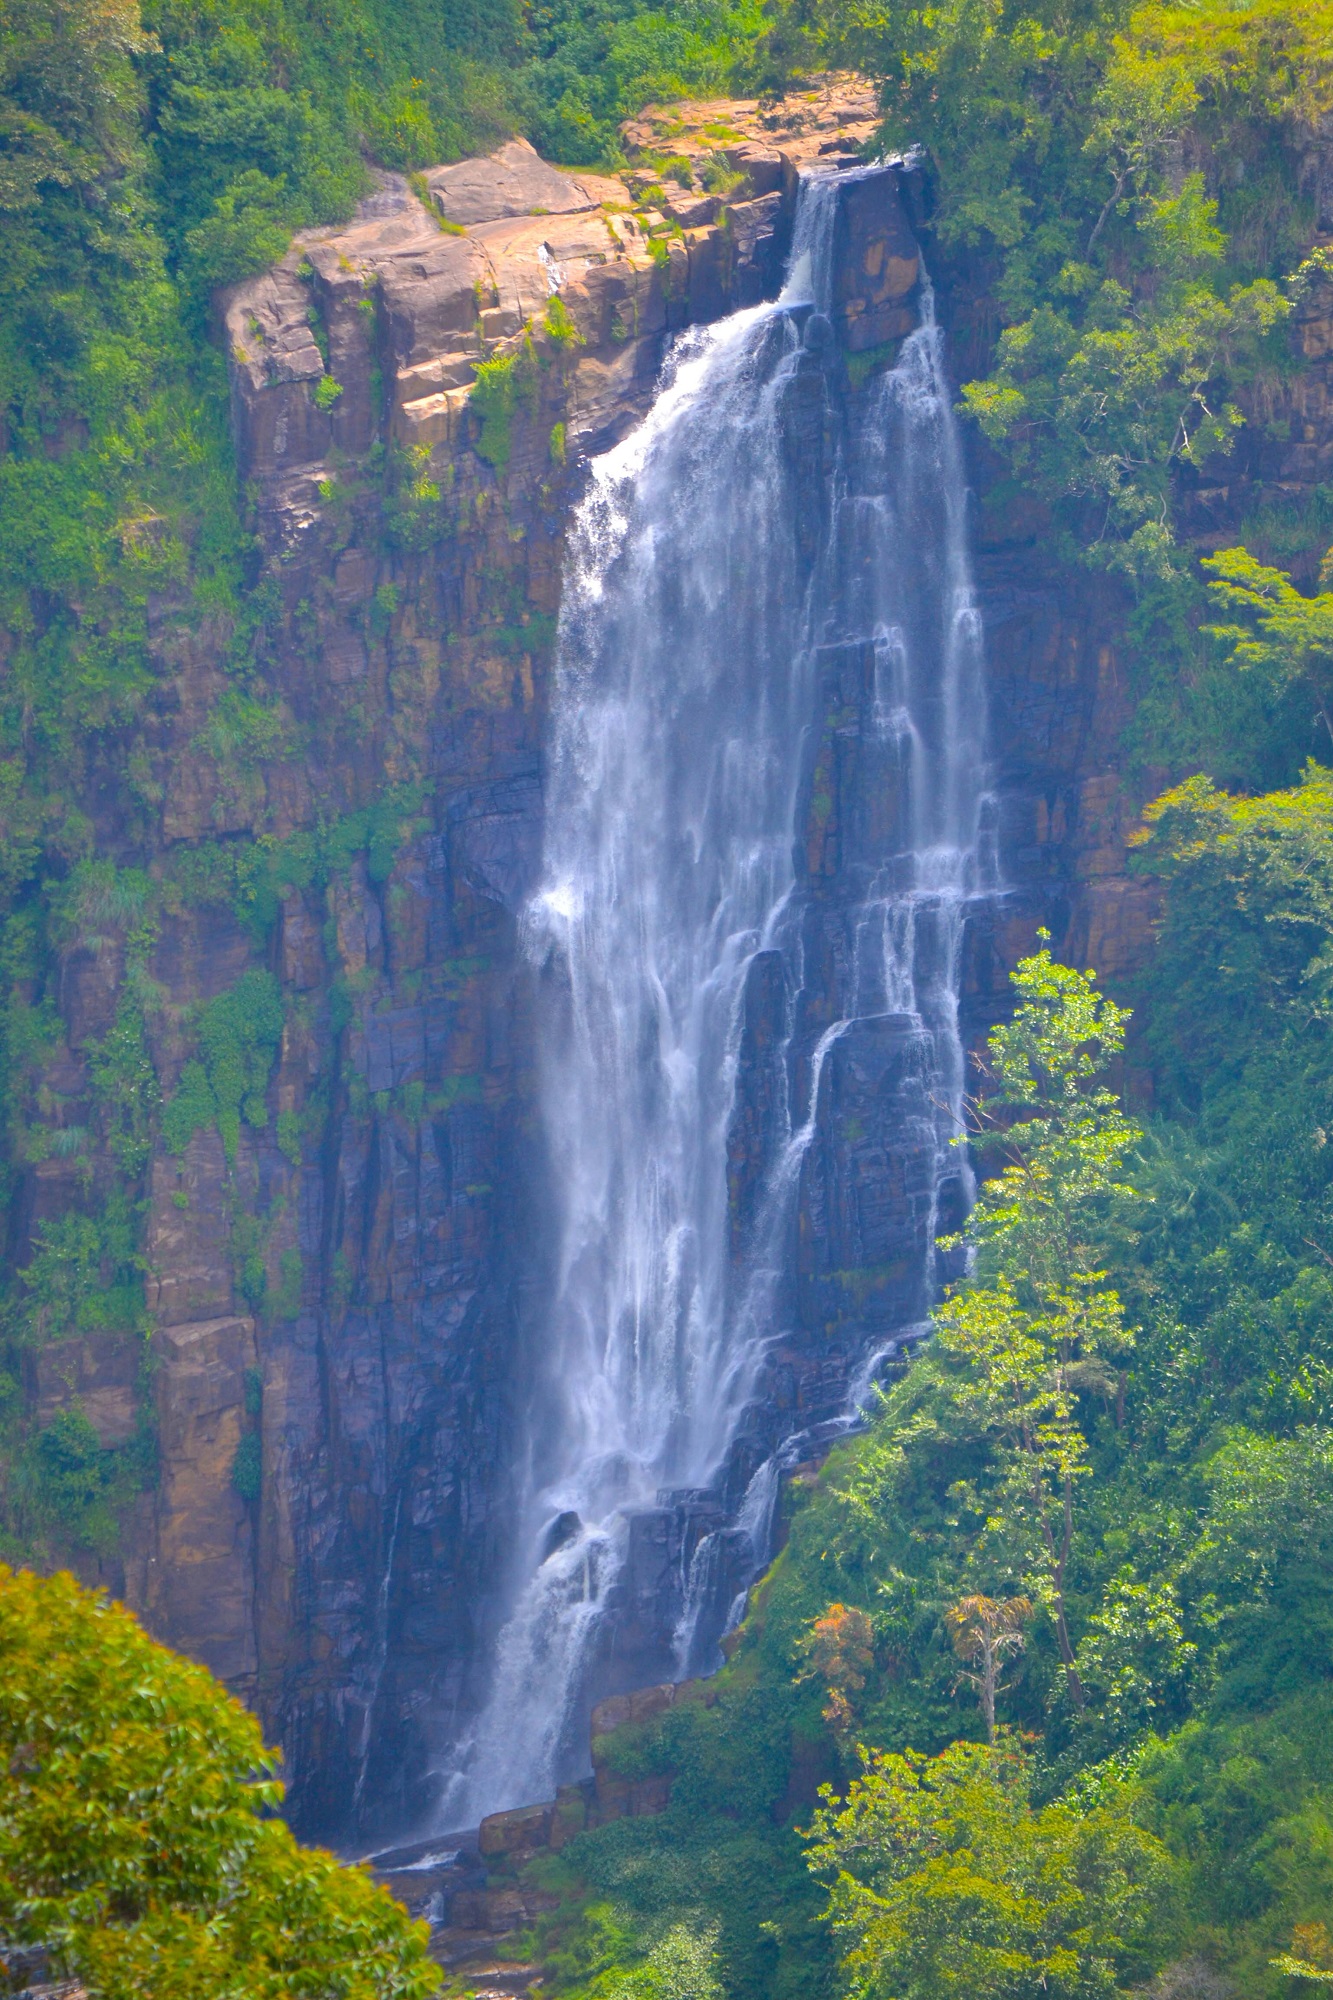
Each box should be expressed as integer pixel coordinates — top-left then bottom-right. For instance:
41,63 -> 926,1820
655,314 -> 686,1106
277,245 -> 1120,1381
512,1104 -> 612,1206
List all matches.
444,170 -> 991,1821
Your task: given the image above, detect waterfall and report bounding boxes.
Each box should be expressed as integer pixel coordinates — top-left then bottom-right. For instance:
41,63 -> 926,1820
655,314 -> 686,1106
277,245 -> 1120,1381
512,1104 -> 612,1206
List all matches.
442,169 -> 991,1824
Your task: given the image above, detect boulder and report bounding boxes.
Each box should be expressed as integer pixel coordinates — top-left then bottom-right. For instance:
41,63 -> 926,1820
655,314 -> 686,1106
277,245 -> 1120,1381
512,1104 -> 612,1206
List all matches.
477,1800 -> 553,1858
424,137 -> 626,227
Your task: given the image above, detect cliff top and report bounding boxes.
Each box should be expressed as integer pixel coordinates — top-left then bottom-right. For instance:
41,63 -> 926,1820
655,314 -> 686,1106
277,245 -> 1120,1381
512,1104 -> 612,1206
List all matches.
619,72 -> 880,169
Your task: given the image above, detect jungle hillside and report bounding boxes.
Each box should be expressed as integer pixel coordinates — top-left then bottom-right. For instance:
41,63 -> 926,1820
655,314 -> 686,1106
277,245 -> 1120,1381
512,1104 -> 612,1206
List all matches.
9,0 -> 1333,1996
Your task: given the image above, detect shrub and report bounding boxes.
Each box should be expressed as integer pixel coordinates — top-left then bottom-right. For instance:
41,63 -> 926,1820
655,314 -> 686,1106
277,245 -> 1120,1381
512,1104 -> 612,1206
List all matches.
161,968 -> 285,1165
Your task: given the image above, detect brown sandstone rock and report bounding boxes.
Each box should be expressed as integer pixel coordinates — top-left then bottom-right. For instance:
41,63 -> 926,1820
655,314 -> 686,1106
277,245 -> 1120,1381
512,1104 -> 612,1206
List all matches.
147,1314 -> 259,1690
477,1800 -> 554,1858
425,136 -> 628,227
28,1333 -> 139,1447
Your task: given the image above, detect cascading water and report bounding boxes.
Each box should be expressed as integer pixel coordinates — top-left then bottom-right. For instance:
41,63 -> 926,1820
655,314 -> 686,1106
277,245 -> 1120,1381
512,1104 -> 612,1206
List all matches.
443,169 -> 992,1823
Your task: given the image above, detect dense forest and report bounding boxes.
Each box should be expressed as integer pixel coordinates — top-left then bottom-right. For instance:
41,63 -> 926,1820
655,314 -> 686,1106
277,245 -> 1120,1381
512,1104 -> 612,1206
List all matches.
9,0 -> 1333,1993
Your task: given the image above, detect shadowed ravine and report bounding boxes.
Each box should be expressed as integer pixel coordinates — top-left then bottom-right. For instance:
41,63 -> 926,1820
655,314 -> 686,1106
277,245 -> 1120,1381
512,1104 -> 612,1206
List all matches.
439,169 -> 995,1824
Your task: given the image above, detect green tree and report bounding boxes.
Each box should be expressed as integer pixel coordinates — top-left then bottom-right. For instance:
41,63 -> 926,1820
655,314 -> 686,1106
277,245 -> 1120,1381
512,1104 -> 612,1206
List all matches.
967,938 -> 1140,1297
931,944 -> 1141,1699
804,1739 -> 1173,2000
1204,546 -> 1333,749
932,1276 -> 1129,1704
0,1563 -> 440,1998
808,948 -> 1141,1724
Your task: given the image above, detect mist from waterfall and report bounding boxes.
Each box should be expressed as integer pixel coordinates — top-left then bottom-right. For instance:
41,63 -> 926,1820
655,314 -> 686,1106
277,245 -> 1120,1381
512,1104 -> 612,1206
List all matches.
442,171 -> 991,1823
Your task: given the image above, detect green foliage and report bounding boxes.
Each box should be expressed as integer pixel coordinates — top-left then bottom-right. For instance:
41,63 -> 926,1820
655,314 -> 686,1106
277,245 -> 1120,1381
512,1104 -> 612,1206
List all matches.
193,685 -> 292,775
162,968 -> 284,1163
1142,1683 -> 1333,1996
182,167 -> 295,291
313,372 -> 344,411
0,1564 -> 440,1995
86,998 -> 160,1177
544,294 -> 585,349
231,1427 -> 262,1501
623,1921 -> 724,2000
804,1740 -> 1173,2000
471,339 -> 539,470
380,442 -> 445,550
15,1193 -> 147,1347
0,0 -> 252,919
12,1408 -> 152,1556
519,0 -> 766,165
1135,765 -> 1333,1094
586,1916 -> 725,2000
532,1675 -> 833,2000
163,782 -> 430,939
1203,545 -> 1333,746
960,219 -> 1287,580
967,940 -> 1139,1294
929,1278 -> 1131,1704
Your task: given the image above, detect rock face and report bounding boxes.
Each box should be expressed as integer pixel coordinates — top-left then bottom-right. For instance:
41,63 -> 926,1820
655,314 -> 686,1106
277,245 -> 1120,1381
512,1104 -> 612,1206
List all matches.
96,112 -> 928,1841
146,1315 -> 260,1688
26,91 -> 1333,1845
369,1680 -> 713,1987
212,132 -> 892,1835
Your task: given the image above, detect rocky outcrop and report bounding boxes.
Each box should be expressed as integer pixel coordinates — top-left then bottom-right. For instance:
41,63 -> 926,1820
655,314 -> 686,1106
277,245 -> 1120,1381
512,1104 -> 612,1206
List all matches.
368,1679 -> 713,1990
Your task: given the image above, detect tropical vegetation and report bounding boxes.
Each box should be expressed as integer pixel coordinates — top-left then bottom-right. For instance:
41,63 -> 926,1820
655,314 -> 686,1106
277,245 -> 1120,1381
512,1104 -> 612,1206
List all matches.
0,1563 -> 439,1996
9,0 -> 1333,1992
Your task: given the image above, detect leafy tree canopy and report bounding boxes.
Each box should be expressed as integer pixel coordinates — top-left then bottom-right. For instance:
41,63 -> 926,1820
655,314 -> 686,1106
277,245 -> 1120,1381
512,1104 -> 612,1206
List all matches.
0,1563 -> 440,1998
804,1739 -> 1173,2000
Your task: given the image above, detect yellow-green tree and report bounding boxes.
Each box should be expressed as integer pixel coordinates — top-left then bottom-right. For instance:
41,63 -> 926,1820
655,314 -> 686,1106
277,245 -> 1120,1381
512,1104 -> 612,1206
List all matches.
0,1564 -> 440,1999
804,1739 -> 1173,2000
1204,545 -> 1333,748
930,943 -> 1139,1703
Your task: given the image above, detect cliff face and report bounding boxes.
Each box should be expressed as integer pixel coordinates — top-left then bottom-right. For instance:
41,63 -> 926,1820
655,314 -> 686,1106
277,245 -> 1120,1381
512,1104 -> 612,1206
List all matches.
28,86 -> 1333,1844
98,86 -> 949,1840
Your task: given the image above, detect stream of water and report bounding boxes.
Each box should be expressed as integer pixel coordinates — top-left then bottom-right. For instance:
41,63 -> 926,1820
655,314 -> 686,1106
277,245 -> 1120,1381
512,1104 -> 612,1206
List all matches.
441,170 -> 991,1823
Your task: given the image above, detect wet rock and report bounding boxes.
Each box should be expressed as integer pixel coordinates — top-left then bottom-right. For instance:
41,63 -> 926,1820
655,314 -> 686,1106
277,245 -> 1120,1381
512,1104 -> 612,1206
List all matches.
539,1509 -> 582,1561
828,167 -> 920,351
477,1801 -> 554,1859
